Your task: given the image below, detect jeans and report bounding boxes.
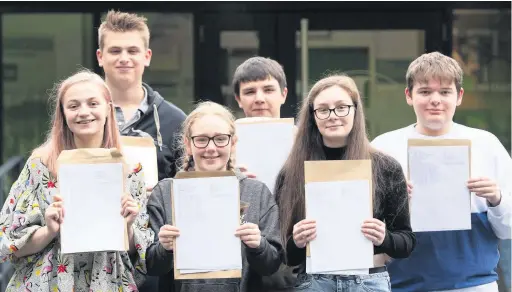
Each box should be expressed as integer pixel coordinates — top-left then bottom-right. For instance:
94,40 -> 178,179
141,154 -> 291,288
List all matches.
294,272 -> 391,292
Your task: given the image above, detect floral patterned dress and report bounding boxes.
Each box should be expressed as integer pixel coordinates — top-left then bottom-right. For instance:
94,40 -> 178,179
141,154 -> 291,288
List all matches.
0,157 -> 154,292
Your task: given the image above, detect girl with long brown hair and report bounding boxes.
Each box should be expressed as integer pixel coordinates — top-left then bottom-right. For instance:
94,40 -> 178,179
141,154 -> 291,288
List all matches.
275,74 -> 416,291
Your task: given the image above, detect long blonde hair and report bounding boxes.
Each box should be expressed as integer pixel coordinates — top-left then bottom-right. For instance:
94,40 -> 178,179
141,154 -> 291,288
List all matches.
33,69 -> 121,176
176,101 -> 237,172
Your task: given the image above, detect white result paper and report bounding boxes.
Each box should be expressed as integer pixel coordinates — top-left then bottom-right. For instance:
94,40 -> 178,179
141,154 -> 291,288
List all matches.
408,145 -> 471,232
59,163 -> 126,254
173,176 -> 242,272
235,121 -> 294,193
305,180 -> 374,273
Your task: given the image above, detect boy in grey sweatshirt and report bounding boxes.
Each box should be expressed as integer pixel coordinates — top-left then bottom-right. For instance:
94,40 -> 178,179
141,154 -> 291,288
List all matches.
145,170 -> 283,292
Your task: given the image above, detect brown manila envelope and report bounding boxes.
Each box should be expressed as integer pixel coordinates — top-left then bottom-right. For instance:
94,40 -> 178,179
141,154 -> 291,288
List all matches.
304,160 -> 374,272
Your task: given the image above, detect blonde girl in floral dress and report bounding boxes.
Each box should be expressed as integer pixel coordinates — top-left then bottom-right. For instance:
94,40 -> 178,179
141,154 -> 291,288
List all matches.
0,70 -> 154,292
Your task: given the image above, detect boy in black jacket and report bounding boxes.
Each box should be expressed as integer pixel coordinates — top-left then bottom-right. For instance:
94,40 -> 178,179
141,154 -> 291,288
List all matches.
97,10 -> 186,181
97,10 -> 187,292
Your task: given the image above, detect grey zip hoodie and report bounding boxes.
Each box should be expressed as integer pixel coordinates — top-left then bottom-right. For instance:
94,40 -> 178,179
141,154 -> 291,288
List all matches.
145,170 -> 283,292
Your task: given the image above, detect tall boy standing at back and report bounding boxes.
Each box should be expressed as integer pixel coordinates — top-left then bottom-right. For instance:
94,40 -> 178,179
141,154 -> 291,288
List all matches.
97,10 -> 187,181
372,52 -> 511,292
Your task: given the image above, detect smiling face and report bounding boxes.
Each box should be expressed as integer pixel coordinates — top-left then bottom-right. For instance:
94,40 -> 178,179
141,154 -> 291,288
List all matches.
406,78 -> 463,135
96,31 -> 152,88
235,77 -> 287,118
185,114 -> 236,172
61,81 -> 110,141
312,85 -> 356,147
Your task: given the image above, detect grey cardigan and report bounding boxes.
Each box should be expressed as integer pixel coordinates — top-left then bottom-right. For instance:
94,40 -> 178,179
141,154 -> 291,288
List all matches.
144,171 -> 283,292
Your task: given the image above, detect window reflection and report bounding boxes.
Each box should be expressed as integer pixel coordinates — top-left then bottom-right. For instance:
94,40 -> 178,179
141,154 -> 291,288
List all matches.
144,13 -> 195,114
2,13 -> 93,161
220,31 -> 259,118
296,30 -> 425,139
452,10 -> 512,292
452,9 -> 511,153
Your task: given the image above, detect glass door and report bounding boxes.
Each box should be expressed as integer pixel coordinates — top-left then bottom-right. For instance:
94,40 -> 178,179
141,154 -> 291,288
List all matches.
195,13 -> 277,118
284,11 -> 446,139
195,11 -> 446,124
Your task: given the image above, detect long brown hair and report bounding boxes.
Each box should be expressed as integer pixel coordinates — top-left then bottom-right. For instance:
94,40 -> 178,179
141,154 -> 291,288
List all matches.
33,69 -> 120,176
276,74 -> 387,245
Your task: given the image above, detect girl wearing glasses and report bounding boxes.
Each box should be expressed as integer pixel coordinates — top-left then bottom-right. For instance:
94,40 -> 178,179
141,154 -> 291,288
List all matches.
275,74 -> 416,292
144,101 -> 283,292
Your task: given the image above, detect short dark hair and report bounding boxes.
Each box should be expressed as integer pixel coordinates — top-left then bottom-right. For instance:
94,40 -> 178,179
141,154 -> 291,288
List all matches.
232,56 -> 287,96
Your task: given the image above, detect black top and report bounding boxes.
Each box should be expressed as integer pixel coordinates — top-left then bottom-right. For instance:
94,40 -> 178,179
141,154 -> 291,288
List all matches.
280,146 -> 416,267
323,145 -> 346,160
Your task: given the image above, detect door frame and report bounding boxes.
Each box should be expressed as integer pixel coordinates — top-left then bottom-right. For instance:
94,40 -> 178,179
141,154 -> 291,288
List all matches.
196,10 -> 449,118
194,12 -> 278,106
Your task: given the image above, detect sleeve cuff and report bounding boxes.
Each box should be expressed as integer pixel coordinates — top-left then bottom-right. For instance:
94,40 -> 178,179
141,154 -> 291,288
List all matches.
245,237 -> 267,255
488,191 -> 511,217
157,242 -> 174,255
374,229 -> 392,254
